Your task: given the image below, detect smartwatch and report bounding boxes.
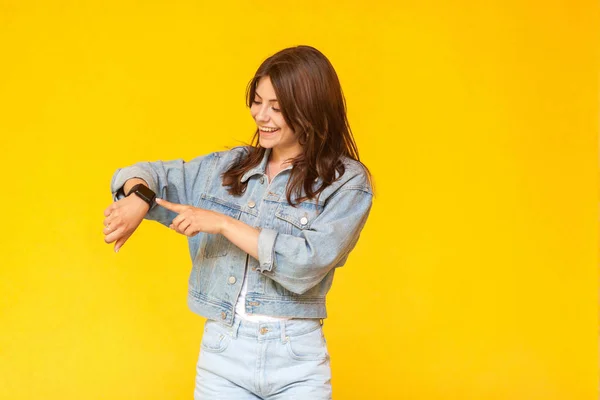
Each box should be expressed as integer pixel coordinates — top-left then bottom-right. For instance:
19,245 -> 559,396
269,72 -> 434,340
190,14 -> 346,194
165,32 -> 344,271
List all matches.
126,184 -> 156,208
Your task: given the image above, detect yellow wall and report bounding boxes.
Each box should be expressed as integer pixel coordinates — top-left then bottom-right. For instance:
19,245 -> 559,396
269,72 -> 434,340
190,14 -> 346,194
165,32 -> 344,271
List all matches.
0,1 -> 597,399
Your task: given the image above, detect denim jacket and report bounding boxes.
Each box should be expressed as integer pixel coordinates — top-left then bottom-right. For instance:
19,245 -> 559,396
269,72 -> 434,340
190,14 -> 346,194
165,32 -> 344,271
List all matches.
110,146 -> 373,326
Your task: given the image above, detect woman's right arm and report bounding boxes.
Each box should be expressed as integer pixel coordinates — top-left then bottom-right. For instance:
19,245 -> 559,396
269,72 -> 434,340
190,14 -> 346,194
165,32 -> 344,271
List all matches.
103,185 -> 150,252
104,153 -> 217,252
110,156 -> 215,226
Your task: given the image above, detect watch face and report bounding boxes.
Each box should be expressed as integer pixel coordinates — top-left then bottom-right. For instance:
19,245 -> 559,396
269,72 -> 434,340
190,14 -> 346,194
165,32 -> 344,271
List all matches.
136,186 -> 152,201
132,184 -> 155,204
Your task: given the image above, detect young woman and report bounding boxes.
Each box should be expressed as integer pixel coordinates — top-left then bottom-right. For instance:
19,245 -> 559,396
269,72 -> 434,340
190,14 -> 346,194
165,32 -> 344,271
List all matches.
103,45 -> 373,399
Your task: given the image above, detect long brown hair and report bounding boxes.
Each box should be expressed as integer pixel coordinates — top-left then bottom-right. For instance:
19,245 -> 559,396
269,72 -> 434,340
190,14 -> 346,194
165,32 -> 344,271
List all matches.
222,45 -> 370,205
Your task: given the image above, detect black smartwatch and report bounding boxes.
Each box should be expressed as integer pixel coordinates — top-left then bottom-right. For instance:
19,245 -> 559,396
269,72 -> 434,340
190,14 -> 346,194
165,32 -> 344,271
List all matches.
126,184 -> 156,208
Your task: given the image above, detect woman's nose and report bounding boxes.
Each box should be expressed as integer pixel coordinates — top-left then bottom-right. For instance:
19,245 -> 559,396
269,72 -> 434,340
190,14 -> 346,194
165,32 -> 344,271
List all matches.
256,106 -> 269,122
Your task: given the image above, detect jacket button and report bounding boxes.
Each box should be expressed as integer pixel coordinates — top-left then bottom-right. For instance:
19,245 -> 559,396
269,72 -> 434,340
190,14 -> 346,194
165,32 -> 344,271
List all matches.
220,312 -> 227,320
259,327 -> 269,335
259,176 -> 265,184
248,200 -> 256,208
228,276 -> 236,284
300,217 -> 308,225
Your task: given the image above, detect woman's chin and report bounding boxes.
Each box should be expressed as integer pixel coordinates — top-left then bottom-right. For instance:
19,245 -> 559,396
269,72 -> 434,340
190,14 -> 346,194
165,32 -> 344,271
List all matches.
258,136 -> 277,148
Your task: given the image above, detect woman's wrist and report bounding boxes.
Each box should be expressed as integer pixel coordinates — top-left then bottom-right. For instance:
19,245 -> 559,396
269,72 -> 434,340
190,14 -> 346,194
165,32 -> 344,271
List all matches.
127,192 -> 151,213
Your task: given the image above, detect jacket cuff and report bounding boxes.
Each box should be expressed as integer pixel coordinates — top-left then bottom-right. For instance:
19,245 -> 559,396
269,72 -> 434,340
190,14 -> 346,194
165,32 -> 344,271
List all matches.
110,167 -> 157,203
257,228 -> 278,272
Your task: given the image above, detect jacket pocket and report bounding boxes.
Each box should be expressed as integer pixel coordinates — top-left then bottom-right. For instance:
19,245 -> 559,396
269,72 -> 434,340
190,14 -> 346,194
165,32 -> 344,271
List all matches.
274,201 -> 321,236
200,195 -> 242,258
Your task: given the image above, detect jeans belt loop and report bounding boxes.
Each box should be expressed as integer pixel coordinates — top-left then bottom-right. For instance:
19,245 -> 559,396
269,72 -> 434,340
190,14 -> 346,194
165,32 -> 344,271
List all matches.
231,318 -> 241,339
280,321 -> 287,343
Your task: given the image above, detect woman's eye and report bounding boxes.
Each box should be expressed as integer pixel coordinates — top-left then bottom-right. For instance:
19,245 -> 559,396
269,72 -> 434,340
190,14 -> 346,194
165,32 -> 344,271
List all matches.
272,107 -> 281,112
253,100 -> 262,105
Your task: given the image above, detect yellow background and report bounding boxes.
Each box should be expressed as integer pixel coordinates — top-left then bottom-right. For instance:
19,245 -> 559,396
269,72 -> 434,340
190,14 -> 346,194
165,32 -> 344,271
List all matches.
0,1 -> 597,399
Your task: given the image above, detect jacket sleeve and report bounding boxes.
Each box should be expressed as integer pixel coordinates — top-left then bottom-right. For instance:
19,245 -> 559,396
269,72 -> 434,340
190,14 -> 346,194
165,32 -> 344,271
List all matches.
257,181 -> 373,295
109,153 -> 216,227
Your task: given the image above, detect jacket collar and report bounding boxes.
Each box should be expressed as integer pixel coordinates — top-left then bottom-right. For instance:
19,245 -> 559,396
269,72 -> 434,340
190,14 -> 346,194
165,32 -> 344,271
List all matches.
240,147 -> 272,183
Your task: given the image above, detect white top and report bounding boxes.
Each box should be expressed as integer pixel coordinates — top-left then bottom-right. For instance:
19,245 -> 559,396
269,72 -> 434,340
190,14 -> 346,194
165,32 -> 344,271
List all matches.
234,271 -> 290,322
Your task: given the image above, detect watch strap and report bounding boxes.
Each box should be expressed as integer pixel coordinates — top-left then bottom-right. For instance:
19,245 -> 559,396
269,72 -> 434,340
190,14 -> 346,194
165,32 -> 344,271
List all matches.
126,184 -> 156,208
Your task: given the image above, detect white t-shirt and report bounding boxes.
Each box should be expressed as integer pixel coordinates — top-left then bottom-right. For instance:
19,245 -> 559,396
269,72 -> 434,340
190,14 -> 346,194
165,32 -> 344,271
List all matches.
234,266 -> 290,322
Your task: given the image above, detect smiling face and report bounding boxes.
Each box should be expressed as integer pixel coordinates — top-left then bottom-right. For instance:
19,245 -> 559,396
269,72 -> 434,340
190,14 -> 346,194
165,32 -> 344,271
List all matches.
250,76 -> 302,160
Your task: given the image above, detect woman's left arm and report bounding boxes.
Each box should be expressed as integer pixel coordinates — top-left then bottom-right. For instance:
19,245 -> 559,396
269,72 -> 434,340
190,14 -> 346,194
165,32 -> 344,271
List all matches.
156,177 -> 373,295
155,197 -> 261,259
218,188 -> 372,295
252,187 -> 373,295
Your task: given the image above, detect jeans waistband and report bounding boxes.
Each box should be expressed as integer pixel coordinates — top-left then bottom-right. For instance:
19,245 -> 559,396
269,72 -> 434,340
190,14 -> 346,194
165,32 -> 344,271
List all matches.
210,316 -> 323,341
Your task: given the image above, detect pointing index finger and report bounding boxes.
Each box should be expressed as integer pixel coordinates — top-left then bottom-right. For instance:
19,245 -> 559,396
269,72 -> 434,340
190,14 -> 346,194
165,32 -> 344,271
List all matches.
156,198 -> 185,213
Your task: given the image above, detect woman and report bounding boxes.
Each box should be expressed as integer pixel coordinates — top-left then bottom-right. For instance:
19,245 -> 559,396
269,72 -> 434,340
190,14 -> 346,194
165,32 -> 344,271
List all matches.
103,45 -> 373,399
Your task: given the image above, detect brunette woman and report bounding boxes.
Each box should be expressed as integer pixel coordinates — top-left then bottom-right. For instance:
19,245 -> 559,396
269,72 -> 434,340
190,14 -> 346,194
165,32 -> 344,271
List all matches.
104,45 -> 373,399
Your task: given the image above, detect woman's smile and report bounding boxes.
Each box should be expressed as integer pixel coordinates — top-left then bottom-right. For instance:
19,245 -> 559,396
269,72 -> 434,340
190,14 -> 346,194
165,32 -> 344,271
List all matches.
258,126 -> 279,132
258,126 -> 280,134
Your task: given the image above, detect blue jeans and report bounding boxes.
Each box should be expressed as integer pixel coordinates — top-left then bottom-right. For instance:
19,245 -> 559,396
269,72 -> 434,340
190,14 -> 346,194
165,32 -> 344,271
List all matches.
194,317 -> 332,399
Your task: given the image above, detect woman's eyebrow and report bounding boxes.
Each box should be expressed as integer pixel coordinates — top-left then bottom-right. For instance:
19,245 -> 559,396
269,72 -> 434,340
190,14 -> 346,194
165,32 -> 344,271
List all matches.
255,91 -> 278,102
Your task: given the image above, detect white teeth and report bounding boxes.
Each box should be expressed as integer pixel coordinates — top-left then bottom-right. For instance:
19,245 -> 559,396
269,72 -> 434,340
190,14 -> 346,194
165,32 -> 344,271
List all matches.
259,126 -> 279,132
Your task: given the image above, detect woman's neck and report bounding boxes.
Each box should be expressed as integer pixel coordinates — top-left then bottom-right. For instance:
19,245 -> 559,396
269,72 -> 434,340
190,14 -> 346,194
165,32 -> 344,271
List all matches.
270,145 -> 302,167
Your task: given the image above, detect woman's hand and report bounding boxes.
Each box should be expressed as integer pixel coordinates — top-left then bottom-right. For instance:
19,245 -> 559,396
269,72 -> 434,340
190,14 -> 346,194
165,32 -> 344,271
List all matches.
155,198 -> 226,237
103,195 -> 150,252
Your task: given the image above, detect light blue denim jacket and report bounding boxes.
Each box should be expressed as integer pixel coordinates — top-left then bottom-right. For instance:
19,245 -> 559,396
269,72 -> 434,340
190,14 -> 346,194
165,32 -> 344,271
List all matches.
110,146 -> 373,326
